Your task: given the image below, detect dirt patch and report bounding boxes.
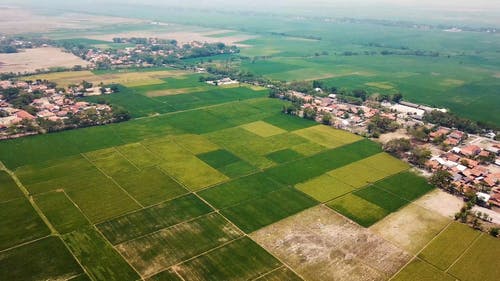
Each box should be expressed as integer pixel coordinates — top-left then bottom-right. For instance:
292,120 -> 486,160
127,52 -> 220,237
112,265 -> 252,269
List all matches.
0,48 -> 89,74
146,87 -> 208,97
251,206 -> 411,281
414,189 -> 463,219
370,204 -> 450,254
378,129 -> 410,144
493,73 -> 500,78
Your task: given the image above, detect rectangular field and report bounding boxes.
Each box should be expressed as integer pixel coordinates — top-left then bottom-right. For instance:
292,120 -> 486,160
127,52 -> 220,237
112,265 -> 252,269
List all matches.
175,237 -> 282,281
113,166 -> 188,206
34,191 -> 89,234
116,143 -> 160,168
392,258 -> 455,281
97,194 -> 213,245
221,187 -> 317,233
374,172 -> 435,202
0,236 -> 84,281
0,198 -> 50,250
295,174 -> 355,202
63,227 -> 140,281
116,213 -> 243,277
0,170 -> 23,203
240,121 -> 287,137
327,193 -> 389,227
293,125 -> 362,148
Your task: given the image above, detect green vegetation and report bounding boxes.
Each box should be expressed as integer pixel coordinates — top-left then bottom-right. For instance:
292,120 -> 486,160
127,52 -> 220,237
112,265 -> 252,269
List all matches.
419,222 -> 481,270
197,149 -> 242,169
392,258 -> 456,281
176,237 -> 281,280
97,194 -> 213,245
375,172 -> 435,201
34,191 -> 89,234
266,149 -> 304,164
0,237 -> 84,281
63,227 -> 140,281
0,198 -> 50,250
449,234 -> 500,281
0,170 -> 23,203
256,267 -> 303,281
353,185 -> 408,212
295,174 -> 355,202
221,188 -> 317,233
147,269 -> 182,281
117,213 -> 242,276
327,194 -> 389,227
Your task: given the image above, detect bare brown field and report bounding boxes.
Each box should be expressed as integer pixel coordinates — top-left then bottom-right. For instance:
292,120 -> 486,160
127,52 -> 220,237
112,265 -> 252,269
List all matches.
414,189 -> 463,219
0,6 -> 143,35
86,30 -> 256,47
370,204 -> 450,254
251,206 -> 411,281
0,48 -> 89,74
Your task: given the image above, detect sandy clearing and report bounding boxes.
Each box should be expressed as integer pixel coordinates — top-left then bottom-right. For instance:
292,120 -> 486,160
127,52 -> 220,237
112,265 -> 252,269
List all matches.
0,48 -> 89,74
86,30 -> 256,47
251,206 -> 411,281
370,204 -> 450,254
378,129 -> 411,144
0,6 -> 143,35
414,189 -> 463,219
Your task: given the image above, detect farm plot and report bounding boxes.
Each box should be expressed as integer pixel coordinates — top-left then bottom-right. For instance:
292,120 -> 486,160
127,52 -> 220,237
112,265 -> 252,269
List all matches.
0,170 -> 23,203
198,173 -> 284,209
392,258 -> 456,281
374,171 -> 435,202
172,134 -> 220,155
448,234 -> 500,281
34,191 -> 89,234
266,149 -> 303,164
116,143 -> 160,168
370,204 -> 450,254
84,147 -> 139,177
113,166 -> 188,206
97,194 -> 213,245
116,213 -> 243,277
262,114 -> 316,132
0,198 -> 49,250
327,193 -> 389,227
293,125 -> 362,148
357,152 -> 409,174
327,162 -> 389,190
419,222 -> 481,271
63,227 -> 140,281
0,236 -> 84,281
175,237 -> 282,281
66,177 -> 141,223
221,187 -> 317,233
255,267 -> 303,281
147,269 -> 182,281
147,138 -> 228,191
240,121 -> 286,137
197,149 -> 255,178
264,139 -> 382,186
295,174 -> 355,202
251,206 -> 411,281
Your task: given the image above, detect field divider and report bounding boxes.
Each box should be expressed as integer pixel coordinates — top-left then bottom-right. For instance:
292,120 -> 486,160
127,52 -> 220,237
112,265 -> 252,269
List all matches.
0,234 -> 51,254
0,161 -> 57,235
445,232 -> 483,273
113,146 -> 141,171
250,265 -> 285,281
388,219 -> 454,281
80,153 -> 145,209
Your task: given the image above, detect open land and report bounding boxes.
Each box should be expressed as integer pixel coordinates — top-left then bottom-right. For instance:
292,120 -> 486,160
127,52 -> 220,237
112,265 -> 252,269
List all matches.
0,65 -> 499,281
0,47 -> 89,74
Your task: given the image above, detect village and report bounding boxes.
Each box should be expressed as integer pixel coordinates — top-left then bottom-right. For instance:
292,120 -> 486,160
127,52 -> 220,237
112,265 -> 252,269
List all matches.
276,89 -> 500,221
0,79 -> 120,139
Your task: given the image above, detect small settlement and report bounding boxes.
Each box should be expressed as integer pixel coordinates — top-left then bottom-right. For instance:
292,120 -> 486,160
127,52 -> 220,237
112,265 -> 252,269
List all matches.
0,79 -> 117,139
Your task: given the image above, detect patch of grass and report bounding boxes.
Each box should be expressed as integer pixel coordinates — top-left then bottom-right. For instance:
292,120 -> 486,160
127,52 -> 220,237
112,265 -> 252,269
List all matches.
198,149 -> 241,169
176,237 -> 281,281
198,173 -> 284,209
0,198 -> 50,250
295,174 -> 355,202
419,222 -> 481,270
360,152 -> 409,174
263,114 -> 316,132
293,125 -> 362,148
0,236 -> 84,281
266,149 -> 303,164
218,161 -> 258,178
0,170 -> 23,203
146,269 -> 182,281
327,162 -> 391,189
173,134 -> 220,154
34,191 -> 89,234
327,193 -> 389,227
449,234 -> 500,281
113,166 -> 189,206
85,148 -> 139,176
116,213 -> 243,277
240,121 -> 287,137
116,143 -> 160,168
354,185 -> 409,212
375,172 -> 435,201
96,194 -> 213,245
221,188 -> 317,233
66,178 -> 141,223
256,267 -> 303,281
392,258 -> 455,281
264,139 -> 382,186
63,227 -> 140,281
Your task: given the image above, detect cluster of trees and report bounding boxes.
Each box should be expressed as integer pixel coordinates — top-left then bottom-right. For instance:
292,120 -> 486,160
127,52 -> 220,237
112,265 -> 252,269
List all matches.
0,45 -> 18,53
367,115 -> 399,137
383,138 -> 431,167
423,110 -> 488,134
340,49 -> 440,57
0,87 -> 41,115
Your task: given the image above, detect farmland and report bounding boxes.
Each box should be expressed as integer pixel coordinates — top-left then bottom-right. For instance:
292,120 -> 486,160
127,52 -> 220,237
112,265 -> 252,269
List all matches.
0,67 -> 499,281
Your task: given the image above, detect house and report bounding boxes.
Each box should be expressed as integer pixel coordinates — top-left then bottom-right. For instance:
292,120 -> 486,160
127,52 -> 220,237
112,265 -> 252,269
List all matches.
460,145 -> 481,157
430,128 -> 450,139
15,110 -> 35,120
444,137 -> 460,146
